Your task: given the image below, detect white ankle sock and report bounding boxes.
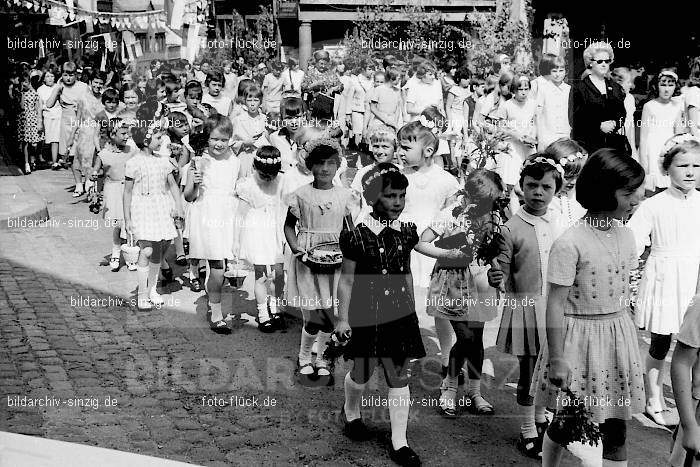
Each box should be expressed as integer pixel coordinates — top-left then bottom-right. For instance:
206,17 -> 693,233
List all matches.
111,245 -> 121,258
344,373 -> 366,422
444,374 -> 459,391
298,328 -> 316,365
388,386 -> 410,450
315,332 -> 332,365
148,262 -> 159,291
269,297 -> 278,316
467,378 -> 481,398
519,403 -> 537,439
137,265 -> 149,299
210,301 -> 223,322
535,405 -> 547,424
257,303 -> 271,323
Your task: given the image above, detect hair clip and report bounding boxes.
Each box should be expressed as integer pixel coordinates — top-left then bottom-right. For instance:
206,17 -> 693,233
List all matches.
418,115 -> 439,134
558,151 -> 586,167
658,70 -> 679,81
254,155 -> 282,165
661,134 -> 700,156
521,156 -> 565,177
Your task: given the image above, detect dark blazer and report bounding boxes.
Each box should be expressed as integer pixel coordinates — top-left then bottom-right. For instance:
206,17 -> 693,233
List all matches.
569,76 -> 627,154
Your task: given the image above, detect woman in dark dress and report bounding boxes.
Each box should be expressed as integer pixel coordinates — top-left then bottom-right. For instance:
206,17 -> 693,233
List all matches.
569,42 -> 629,154
336,163 -> 423,467
301,50 -> 343,122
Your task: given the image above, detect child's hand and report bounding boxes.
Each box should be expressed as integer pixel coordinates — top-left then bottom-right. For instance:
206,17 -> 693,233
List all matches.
124,219 -> 133,236
548,358 -> 570,390
188,164 -> 202,184
335,320 -> 351,339
682,424 -> 700,459
443,248 -> 468,261
487,259 -> 505,291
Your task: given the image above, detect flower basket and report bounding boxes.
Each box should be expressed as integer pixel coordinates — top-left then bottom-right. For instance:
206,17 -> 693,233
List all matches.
120,234 -> 140,263
305,242 -> 342,273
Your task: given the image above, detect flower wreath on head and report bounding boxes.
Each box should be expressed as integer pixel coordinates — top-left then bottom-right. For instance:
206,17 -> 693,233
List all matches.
362,165 -> 401,190
145,102 -> 167,144
661,133 -> 700,157
520,156 -> 565,178
418,115 -> 439,134
254,154 -> 282,165
297,136 -> 343,161
558,151 -> 587,167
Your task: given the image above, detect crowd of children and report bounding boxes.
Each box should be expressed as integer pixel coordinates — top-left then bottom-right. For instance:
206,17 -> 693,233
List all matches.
10,46 -> 700,467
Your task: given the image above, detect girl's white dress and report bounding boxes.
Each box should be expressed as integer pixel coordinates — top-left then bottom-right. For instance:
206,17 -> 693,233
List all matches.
124,153 -> 177,242
627,186 -> 700,334
185,152 -> 240,260
236,175 -> 286,265
639,99 -> 684,190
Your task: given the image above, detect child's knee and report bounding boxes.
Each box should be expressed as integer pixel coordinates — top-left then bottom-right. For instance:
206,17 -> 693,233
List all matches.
141,246 -> 153,258
601,419 -> 627,461
648,333 -> 672,360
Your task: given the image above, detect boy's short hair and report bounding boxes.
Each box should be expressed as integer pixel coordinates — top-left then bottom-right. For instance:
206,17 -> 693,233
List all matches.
101,87 -> 119,104
453,68 -> 471,83
576,148 -> 644,211
62,61 -> 76,73
205,70 -> 225,86
369,126 -> 397,147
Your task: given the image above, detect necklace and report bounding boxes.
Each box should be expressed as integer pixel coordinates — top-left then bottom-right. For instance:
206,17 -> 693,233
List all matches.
559,195 -> 573,224
585,219 -> 621,270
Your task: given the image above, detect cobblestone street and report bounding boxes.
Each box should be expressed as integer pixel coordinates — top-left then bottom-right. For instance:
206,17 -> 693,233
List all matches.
0,168 -> 676,466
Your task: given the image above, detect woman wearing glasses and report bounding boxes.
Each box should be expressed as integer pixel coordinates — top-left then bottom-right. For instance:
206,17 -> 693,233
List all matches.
570,42 -> 628,154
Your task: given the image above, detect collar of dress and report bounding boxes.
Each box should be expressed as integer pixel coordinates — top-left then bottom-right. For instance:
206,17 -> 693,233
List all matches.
516,206 -> 554,225
666,184 -> 697,200
359,213 -> 403,235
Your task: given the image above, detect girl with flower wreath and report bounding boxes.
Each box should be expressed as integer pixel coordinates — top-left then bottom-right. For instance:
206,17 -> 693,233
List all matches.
283,137 -> 353,387
234,146 -> 288,333
544,138 -> 588,228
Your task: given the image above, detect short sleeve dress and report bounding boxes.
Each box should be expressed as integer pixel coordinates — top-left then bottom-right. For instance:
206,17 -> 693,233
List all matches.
285,184 -> 351,311
19,89 -> 42,144
340,220 -> 425,361
124,153 -> 177,242
236,176 -> 286,266
529,223 -> 646,423
99,144 -> 132,224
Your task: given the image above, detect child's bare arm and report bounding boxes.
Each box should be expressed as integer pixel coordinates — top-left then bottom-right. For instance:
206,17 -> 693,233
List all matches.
283,210 -> 302,254
336,257 -> 356,334
546,283 -> 570,388
166,172 -> 183,217
671,341 -> 700,454
415,226 -> 464,260
123,179 -> 134,234
90,155 -> 103,181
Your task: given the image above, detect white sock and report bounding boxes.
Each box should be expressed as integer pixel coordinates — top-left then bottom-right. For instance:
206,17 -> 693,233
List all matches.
174,235 -> 184,257
344,373 -> 366,422
189,263 -> 198,280
111,245 -> 121,258
315,332 -> 332,366
210,301 -> 223,322
148,261 -> 159,291
298,328 -> 316,366
467,378 -> 481,398
388,386 -> 410,450
257,303 -> 271,323
444,374 -> 459,391
535,405 -> 547,424
269,297 -> 278,316
519,403 -> 537,439
435,317 -> 455,367
137,265 -> 149,299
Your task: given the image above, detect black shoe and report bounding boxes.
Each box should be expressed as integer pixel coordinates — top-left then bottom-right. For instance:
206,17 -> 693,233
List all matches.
160,267 -> 173,285
271,313 -> 287,332
517,433 -> 541,459
296,361 -> 317,387
190,277 -> 202,292
209,318 -> 232,334
389,446 -> 421,466
341,407 -> 372,441
441,366 -> 465,386
257,318 -> 275,333
183,241 -> 189,256
175,255 -> 187,266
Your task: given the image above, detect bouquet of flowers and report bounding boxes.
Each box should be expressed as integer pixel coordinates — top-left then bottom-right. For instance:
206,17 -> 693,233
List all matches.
549,389 -> 603,447
462,126 -> 510,171
322,331 -> 351,371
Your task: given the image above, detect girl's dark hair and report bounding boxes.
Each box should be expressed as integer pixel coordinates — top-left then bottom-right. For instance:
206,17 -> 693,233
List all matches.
420,106 -> 449,134
204,113 -> 233,138
101,87 -> 120,104
304,142 -> 342,171
131,98 -> 161,149
397,120 -> 439,152
168,111 -> 188,129
576,148 -> 645,211
280,96 -> 305,120
253,145 -> 282,176
453,67 -> 471,83
464,169 -> 505,215
544,138 -> 588,179
648,71 -> 682,99
244,84 -> 263,100
184,80 -> 203,98
30,74 -> 42,90
519,153 -> 564,192
361,162 -> 408,205
119,83 -> 140,103
236,78 -> 255,104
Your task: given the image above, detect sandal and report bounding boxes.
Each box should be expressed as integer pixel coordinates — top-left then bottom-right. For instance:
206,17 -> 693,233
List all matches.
175,255 -> 187,266
315,364 -> 334,387
468,394 -> 494,415
517,433 -> 541,459
439,387 -> 457,418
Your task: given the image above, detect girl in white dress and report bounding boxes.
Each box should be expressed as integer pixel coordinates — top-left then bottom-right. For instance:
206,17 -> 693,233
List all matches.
123,100 -> 183,310
639,70 -> 685,195
232,84 -> 270,180
498,74 -> 538,185
544,138 -> 588,228
184,114 -> 240,333
235,146 -> 287,333
627,134 -> 700,426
